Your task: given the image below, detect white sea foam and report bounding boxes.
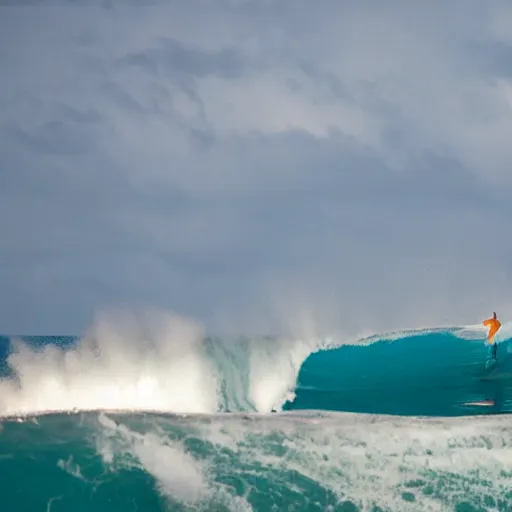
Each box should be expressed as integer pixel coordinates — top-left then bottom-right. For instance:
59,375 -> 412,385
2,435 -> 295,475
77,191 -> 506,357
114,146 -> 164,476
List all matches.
0,311 -> 218,416
0,309 -> 323,417
95,412 -> 252,511
92,410 -> 512,512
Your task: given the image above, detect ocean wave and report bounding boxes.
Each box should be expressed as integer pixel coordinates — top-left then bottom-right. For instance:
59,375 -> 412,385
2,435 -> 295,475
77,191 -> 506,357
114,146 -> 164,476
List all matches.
0,311 -> 510,418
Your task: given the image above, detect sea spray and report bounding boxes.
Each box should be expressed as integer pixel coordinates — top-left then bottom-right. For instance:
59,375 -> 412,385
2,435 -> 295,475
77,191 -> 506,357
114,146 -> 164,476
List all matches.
0,309 -> 322,416
0,311 -> 218,416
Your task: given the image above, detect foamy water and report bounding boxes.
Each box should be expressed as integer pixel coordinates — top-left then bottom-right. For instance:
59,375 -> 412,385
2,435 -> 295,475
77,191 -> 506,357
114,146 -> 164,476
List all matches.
0,310 -> 323,416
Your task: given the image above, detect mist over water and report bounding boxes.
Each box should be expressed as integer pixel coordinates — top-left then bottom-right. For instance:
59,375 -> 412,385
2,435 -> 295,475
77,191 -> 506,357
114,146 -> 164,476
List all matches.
0,310 -> 325,417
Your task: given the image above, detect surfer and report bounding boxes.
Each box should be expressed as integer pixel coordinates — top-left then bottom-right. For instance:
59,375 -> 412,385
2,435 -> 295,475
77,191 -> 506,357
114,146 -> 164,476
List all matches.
483,312 -> 501,360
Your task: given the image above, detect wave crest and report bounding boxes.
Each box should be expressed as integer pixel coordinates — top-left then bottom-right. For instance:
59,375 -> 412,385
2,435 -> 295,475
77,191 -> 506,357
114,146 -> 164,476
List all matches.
0,309 -> 322,417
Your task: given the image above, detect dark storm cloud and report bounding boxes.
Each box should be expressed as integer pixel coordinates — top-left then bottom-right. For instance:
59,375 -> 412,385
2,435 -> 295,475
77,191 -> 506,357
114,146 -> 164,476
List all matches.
2,1 -> 512,337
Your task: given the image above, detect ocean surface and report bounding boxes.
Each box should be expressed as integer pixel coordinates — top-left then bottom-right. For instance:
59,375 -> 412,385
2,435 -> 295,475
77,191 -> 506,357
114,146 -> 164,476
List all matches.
1,313 -> 512,511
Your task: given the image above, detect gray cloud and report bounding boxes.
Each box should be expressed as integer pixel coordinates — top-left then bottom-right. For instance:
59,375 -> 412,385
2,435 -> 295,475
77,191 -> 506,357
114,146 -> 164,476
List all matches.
2,1 -> 512,337
118,37 -> 245,79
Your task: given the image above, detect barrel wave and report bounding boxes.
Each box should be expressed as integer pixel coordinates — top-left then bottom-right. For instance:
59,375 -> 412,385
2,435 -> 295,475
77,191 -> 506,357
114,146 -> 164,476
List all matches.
1,311 -> 511,511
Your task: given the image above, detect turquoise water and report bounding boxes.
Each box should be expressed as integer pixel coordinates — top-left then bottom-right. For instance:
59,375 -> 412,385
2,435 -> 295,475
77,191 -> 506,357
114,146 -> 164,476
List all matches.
288,330 -> 512,416
0,320 -> 511,511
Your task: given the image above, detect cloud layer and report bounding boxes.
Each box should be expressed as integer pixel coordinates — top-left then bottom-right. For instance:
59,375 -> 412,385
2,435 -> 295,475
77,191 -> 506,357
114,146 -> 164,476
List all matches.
2,1 -> 512,336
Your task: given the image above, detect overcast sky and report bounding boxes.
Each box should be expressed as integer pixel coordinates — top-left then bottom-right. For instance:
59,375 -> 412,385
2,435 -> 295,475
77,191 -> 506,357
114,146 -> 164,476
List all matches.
2,0 -> 512,337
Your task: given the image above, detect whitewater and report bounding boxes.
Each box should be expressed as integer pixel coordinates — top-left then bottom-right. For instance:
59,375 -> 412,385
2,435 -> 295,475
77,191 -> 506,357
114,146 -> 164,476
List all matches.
1,311 -> 511,511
